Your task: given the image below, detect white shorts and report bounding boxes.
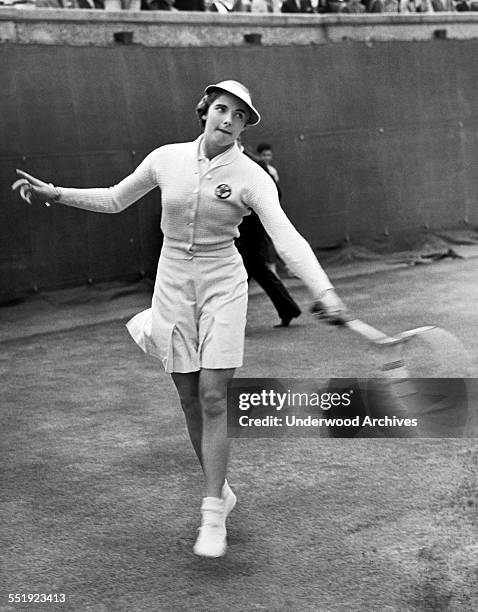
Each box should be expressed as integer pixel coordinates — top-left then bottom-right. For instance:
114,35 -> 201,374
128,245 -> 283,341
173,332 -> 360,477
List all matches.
126,250 -> 248,373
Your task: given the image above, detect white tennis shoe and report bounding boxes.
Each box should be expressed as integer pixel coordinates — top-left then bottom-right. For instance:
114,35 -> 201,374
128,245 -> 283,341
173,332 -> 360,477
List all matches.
193,497 -> 227,558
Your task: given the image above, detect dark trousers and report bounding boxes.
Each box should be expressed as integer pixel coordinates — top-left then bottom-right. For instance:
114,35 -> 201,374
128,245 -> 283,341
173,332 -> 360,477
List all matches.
242,255 -> 301,321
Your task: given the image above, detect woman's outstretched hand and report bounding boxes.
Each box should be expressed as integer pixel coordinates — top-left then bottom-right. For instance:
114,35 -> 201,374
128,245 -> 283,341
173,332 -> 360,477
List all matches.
12,170 -> 59,207
310,289 -> 349,326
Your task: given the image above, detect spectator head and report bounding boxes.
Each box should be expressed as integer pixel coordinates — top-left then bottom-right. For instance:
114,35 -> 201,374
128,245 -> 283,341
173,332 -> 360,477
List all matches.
257,142 -> 273,164
196,80 -> 261,127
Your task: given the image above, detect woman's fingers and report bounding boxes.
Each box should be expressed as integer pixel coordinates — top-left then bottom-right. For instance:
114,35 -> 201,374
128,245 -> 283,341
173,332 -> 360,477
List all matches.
12,179 -> 33,204
12,178 -> 51,206
13,171 -> 53,206
20,185 -> 33,205
15,169 -> 46,187
12,178 -> 30,191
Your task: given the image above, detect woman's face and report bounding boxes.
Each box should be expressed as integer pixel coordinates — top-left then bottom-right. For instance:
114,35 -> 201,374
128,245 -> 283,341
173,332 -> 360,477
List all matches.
203,93 -> 249,155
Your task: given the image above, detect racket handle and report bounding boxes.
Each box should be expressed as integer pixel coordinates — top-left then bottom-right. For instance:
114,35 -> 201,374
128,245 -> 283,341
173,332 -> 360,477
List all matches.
342,317 -> 399,345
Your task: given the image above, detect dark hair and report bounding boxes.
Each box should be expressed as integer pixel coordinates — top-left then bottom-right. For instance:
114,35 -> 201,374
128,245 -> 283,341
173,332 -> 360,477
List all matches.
257,142 -> 272,154
196,88 -> 252,127
195,91 -> 222,127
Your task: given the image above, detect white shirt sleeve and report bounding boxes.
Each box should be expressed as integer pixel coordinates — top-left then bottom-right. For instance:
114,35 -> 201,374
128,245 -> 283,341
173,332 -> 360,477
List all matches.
56,150 -> 160,213
245,171 -> 334,300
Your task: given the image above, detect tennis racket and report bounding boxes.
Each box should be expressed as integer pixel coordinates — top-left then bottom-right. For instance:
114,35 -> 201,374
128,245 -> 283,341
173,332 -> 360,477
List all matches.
340,314 -> 418,380
338,315 -> 474,437
341,315 -> 473,377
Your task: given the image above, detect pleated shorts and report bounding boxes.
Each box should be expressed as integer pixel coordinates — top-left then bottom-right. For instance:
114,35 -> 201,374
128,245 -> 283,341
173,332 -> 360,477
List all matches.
126,250 -> 248,373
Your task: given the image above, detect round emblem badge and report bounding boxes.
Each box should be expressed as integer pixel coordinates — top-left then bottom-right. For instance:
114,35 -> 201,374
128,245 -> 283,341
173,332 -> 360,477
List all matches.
215,184 -> 232,199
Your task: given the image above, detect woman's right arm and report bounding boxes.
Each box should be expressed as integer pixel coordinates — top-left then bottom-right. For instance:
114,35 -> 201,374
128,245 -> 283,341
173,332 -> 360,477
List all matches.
12,149 -> 161,214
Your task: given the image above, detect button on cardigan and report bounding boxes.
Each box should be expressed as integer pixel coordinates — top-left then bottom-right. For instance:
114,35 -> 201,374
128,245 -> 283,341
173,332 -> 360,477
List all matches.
57,136 -> 333,300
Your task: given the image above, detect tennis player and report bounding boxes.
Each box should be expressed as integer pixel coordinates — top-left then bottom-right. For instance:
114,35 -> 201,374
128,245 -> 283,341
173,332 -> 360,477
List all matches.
13,80 -> 347,558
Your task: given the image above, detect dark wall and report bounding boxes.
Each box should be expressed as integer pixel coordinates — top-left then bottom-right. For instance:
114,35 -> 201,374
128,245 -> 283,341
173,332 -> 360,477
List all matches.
1,41 -> 477,301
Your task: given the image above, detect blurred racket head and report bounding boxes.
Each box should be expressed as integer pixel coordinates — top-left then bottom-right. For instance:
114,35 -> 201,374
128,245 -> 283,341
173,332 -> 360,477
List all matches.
398,326 -> 475,378
360,325 -> 474,378
365,326 -> 476,437
365,377 -> 470,437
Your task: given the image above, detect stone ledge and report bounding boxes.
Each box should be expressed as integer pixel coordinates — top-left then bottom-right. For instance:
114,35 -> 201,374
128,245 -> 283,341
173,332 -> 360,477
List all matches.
1,8 -> 478,46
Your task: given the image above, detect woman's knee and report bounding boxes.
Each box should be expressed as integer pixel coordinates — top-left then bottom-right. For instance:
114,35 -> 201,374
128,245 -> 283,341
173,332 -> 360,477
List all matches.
200,386 -> 227,418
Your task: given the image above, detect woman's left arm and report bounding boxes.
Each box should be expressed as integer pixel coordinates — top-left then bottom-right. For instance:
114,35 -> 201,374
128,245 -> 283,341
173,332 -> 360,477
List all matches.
248,173 -> 347,322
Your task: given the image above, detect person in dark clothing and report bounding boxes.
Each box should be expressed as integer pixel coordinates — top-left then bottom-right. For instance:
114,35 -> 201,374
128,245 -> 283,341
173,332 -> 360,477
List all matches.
236,209 -> 302,327
280,0 -> 313,11
141,0 -> 175,9
174,0 -> 205,9
236,146 -> 302,328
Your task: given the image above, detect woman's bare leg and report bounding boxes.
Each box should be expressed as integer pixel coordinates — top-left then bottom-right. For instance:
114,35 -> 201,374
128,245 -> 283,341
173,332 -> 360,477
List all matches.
171,368 -> 235,557
199,368 -> 235,499
171,371 -> 202,467
191,367 -> 235,557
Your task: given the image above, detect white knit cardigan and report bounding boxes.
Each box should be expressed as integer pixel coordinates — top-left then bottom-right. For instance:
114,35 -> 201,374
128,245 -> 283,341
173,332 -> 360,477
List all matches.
58,136 -> 333,300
